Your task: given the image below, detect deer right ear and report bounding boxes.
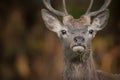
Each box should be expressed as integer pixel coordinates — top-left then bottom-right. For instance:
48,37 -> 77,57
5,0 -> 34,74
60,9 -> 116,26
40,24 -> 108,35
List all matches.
41,9 -> 62,33
90,10 -> 109,31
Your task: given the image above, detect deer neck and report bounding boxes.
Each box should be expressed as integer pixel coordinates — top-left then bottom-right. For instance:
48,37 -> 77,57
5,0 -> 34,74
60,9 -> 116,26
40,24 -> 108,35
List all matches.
62,48 -> 98,80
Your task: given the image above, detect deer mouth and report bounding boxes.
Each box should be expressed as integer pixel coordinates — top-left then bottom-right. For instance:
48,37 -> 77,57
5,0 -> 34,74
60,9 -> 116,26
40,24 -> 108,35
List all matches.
72,45 -> 85,53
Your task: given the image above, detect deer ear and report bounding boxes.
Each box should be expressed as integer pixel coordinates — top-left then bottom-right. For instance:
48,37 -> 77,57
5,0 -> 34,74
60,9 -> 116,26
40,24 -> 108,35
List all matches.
90,10 -> 109,31
41,9 -> 62,33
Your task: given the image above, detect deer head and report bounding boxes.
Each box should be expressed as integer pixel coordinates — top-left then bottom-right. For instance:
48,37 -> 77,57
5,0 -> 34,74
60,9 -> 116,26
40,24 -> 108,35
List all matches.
41,0 -> 111,63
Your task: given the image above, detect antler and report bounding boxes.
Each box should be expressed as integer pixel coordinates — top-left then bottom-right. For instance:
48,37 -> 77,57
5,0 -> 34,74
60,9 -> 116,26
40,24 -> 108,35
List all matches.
43,0 -> 111,17
43,0 -> 68,16
87,0 -> 111,16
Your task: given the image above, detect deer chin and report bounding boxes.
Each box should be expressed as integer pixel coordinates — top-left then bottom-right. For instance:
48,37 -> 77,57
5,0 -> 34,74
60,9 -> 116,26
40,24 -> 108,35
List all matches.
72,45 -> 85,53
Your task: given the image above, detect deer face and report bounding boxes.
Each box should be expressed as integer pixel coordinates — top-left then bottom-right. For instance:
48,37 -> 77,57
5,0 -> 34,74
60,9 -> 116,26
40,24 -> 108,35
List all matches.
41,9 -> 109,54
41,0 -> 111,61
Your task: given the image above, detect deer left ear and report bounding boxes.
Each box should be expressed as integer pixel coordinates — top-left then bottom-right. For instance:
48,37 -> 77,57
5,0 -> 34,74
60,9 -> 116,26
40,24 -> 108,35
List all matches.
90,10 -> 109,31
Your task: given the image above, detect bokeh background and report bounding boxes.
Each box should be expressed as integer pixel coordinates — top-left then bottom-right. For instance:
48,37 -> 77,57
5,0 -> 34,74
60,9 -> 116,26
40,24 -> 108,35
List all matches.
0,0 -> 120,80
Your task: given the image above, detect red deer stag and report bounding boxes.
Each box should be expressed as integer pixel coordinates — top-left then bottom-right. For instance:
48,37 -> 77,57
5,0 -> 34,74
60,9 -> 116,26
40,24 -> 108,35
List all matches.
41,0 -> 120,80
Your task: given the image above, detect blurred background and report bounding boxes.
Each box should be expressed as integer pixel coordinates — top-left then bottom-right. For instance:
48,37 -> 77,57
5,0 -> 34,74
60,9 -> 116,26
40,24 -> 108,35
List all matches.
0,0 -> 120,80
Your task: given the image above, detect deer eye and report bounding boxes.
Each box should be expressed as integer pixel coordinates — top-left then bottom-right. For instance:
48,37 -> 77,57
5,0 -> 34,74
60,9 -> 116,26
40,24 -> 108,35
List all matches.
61,30 -> 67,35
89,29 -> 94,34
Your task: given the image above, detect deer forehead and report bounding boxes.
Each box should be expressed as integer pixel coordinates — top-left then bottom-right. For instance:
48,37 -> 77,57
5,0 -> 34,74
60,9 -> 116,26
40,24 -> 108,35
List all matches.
66,25 -> 88,34
63,15 -> 91,27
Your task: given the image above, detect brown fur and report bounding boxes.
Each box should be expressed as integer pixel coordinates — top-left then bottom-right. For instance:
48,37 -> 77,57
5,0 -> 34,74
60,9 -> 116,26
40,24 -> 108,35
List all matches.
63,15 -> 91,27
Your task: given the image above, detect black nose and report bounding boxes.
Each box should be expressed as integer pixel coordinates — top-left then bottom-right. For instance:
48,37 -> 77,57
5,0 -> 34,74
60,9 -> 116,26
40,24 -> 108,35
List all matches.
74,36 -> 85,44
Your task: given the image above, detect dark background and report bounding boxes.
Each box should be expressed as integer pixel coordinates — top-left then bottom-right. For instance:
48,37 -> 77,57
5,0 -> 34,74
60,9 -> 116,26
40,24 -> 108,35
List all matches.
0,0 -> 120,80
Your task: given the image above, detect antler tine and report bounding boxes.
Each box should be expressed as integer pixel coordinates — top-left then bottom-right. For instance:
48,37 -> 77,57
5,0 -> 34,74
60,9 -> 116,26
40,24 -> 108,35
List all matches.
63,0 -> 68,15
43,0 -> 68,16
85,0 -> 94,14
99,0 -> 111,11
88,0 -> 111,16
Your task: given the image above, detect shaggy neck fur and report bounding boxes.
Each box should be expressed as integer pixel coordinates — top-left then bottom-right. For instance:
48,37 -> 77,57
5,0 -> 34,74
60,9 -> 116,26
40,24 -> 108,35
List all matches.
62,48 -> 98,80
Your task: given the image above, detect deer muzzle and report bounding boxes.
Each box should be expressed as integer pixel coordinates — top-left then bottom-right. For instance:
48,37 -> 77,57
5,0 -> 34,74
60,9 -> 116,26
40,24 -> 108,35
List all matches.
70,36 -> 86,53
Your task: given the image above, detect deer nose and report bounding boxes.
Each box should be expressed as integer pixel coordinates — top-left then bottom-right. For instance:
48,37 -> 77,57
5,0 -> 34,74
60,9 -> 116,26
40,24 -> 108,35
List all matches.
74,36 -> 85,44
